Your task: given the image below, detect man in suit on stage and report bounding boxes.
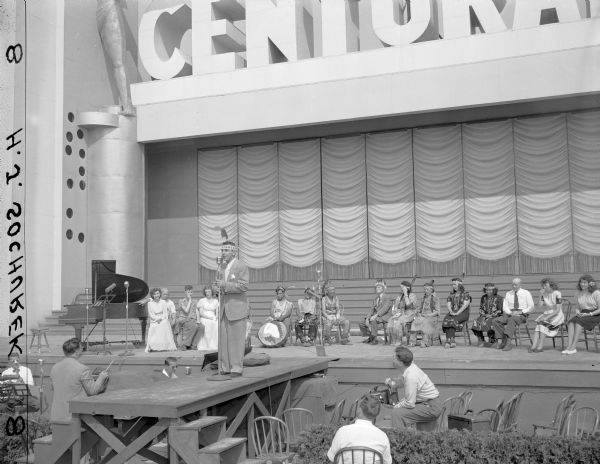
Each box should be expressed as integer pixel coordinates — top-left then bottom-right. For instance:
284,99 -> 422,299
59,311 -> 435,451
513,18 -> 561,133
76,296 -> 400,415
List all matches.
215,240 -> 249,378
359,280 -> 393,345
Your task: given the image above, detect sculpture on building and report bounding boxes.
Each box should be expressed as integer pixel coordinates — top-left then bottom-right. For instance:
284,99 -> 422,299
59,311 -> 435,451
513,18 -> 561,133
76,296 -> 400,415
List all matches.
96,0 -> 135,116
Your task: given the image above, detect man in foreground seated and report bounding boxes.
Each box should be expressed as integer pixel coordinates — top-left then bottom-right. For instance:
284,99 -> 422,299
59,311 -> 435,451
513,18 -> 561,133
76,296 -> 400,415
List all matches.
50,338 -> 109,422
327,395 -> 392,464
386,346 -> 442,429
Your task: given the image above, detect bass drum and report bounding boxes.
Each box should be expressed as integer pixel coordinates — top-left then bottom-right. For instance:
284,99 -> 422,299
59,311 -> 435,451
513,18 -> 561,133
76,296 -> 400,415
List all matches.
258,321 -> 288,348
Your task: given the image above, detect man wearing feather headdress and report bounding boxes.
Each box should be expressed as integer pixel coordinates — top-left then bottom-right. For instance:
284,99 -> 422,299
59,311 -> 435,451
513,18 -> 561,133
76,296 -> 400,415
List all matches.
215,229 -> 249,378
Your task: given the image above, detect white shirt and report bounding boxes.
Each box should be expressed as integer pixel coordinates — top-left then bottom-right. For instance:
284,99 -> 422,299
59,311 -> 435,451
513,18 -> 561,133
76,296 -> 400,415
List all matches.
397,363 -> 439,408
503,288 -> 535,315
327,419 -> 392,464
164,299 -> 176,317
1,365 -> 34,386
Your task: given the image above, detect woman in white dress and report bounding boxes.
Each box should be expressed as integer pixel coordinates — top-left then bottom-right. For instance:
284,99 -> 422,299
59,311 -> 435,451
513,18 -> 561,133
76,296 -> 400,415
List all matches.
529,278 -> 564,353
196,286 -> 219,350
145,288 -> 177,353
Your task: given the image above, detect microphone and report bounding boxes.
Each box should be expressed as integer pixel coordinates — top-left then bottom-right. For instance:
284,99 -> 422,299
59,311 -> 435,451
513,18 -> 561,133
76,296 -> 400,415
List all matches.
124,281 -> 130,289
105,283 -> 117,294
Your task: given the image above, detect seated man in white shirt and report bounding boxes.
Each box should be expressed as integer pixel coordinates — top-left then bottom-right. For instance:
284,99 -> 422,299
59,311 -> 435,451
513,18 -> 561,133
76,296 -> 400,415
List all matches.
1,353 -> 34,386
327,395 -> 392,464
491,277 -> 535,351
386,346 -> 442,429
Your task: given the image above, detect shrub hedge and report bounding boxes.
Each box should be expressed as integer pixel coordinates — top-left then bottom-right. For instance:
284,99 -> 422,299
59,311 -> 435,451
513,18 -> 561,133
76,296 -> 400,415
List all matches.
294,424 -> 600,464
0,412 -> 51,463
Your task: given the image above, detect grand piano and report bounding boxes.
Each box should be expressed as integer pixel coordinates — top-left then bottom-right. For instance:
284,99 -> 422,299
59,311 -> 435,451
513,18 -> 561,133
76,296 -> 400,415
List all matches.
58,261 -> 149,345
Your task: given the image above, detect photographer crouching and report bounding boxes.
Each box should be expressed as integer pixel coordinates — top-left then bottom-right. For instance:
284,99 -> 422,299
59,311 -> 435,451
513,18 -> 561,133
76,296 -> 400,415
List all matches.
385,346 -> 442,429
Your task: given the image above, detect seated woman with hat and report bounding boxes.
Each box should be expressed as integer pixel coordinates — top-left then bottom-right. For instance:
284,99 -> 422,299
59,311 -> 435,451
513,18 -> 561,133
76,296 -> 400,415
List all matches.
263,286 -> 294,347
388,281 -> 418,346
410,280 -> 441,348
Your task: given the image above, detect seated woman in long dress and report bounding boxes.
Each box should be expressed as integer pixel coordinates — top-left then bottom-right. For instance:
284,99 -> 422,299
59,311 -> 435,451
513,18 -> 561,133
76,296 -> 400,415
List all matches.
387,281 -> 418,346
410,280 -> 440,348
196,286 -> 219,351
471,283 -> 503,347
442,277 -> 471,349
562,274 -> 600,355
145,288 -> 177,353
175,285 -> 203,350
530,278 -> 564,353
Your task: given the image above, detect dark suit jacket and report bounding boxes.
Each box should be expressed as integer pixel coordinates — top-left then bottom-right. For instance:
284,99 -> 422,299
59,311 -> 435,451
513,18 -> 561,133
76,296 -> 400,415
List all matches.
370,293 -> 394,322
222,257 -> 250,321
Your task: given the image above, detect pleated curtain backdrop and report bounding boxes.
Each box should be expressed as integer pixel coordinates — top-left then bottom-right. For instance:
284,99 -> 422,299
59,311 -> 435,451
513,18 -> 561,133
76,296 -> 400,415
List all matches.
321,135 -> 369,279
568,111 -> 600,272
278,139 -> 323,281
366,131 -> 415,277
237,144 -> 280,281
514,115 -> 573,273
198,147 -> 238,284
413,125 -> 466,276
463,120 -> 518,275
195,110 -> 600,282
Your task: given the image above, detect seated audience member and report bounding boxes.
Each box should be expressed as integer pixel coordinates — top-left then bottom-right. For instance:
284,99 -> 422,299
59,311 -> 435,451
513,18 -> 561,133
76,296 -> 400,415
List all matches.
386,346 -> 442,430
1,353 -> 34,386
175,285 -> 203,350
387,281 -> 418,346
492,277 -> 534,351
0,353 -> 39,413
296,287 -> 318,346
472,283 -> 503,347
197,285 -> 219,351
322,283 -> 351,345
327,395 -> 392,464
265,286 -> 294,347
562,274 -> 600,355
146,288 -> 178,353
442,277 -> 471,348
410,281 -> 440,348
161,287 -> 177,332
161,357 -> 179,379
50,338 -> 109,422
359,280 -> 393,345
530,278 -> 564,353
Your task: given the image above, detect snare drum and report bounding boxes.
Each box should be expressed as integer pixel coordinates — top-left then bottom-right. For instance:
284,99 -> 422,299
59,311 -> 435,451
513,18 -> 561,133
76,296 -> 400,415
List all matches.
258,321 -> 288,348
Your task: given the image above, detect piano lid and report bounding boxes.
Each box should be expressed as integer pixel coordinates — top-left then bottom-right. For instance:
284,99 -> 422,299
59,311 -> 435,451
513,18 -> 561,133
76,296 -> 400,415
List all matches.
96,273 -> 149,304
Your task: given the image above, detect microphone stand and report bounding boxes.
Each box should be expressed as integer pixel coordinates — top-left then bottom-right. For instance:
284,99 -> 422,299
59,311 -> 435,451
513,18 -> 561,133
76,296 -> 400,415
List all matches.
85,288 -> 90,351
119,281 -> 134,357
38,358 -> 46,413
315,269 -> 326,357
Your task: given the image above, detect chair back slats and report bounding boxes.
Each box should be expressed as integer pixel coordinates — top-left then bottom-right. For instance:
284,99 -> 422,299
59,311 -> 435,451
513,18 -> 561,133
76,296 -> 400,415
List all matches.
281,408 -> 314,443
330,399 -> 346,426
457,391 -> 473,413
333,446 -> 384,464
566,406 -> 599,439
252,416 -> 289,458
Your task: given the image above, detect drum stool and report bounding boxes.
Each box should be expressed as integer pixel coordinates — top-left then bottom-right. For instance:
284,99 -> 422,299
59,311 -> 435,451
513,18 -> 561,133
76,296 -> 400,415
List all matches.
30,328 -> 51,353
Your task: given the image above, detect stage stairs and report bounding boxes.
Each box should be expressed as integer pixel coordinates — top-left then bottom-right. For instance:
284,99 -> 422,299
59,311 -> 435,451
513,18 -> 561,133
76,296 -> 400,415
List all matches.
27,415 -> 268,464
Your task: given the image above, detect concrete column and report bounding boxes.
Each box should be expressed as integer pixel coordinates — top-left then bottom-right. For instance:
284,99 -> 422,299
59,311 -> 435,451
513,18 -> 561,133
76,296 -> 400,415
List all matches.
79,107 -> 145,279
